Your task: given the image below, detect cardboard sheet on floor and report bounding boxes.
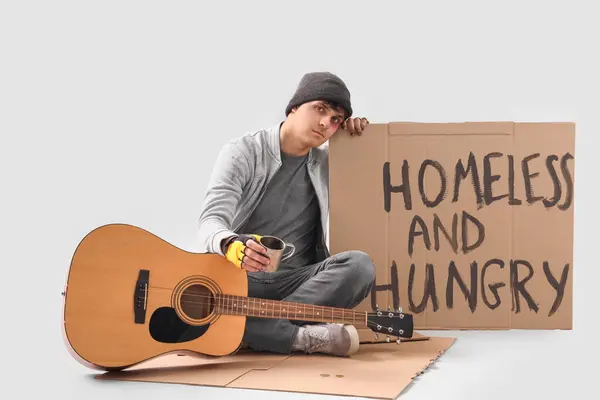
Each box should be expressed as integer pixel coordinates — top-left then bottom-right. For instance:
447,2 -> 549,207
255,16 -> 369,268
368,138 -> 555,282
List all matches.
97,333 -> 454,399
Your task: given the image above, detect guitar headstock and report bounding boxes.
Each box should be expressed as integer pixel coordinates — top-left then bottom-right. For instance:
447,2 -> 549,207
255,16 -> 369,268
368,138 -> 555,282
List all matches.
366,306 -> 414,344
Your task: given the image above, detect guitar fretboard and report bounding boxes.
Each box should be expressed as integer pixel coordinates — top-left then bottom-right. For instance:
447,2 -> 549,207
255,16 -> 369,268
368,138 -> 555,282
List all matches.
214,294 -> 366,327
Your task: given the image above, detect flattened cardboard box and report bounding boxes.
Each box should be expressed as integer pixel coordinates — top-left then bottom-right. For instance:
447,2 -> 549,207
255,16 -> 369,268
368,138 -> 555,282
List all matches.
98,334 -> 455,400
329,122 -> 575,330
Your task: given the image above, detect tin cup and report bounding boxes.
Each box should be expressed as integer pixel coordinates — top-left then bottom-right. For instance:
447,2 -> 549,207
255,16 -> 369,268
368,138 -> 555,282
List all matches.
259,236 -> 295,272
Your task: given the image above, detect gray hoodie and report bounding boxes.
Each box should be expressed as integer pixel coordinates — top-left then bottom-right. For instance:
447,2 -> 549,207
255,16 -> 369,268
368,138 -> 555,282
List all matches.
196,122 -> 331,262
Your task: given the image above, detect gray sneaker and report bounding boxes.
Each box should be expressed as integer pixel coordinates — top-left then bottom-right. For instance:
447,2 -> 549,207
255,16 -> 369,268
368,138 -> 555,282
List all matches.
292,323 -> 360,356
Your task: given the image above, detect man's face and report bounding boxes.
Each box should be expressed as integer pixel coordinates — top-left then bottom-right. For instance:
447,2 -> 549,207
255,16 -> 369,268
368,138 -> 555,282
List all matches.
290,100 -> 346,146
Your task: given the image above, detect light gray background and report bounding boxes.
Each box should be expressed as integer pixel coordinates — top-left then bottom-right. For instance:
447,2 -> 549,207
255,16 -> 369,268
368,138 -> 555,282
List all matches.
1,1 -> 598,399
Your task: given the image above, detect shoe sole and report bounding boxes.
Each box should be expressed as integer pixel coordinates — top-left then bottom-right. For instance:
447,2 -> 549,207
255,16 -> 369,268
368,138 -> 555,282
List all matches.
343,324 -> 360,355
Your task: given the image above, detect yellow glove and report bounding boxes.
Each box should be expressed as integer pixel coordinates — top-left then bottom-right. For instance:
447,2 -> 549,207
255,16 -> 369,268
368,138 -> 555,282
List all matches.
224,234 -> 262,268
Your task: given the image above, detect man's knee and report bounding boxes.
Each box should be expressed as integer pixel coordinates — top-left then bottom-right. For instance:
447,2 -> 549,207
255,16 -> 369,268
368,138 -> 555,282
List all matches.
340,250 -> 376,284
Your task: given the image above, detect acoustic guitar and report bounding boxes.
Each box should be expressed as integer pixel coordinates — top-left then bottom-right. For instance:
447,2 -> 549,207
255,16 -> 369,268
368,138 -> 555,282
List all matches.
61,224 -> 414,371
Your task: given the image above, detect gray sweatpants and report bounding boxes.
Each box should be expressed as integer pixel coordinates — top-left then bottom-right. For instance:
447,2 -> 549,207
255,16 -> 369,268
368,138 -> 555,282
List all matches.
242,250 -> 376,354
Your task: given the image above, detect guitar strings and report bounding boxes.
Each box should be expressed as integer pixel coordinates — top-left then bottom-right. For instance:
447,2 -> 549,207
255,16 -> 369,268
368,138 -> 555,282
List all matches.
143,286 -> 367,320
140,287 -> 407,330
147,287 -> 405,317
149,287 -> 400,335
136,288 -> 404,333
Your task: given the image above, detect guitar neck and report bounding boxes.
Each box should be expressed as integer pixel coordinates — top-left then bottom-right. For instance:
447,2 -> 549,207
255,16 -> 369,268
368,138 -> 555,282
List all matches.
214,294 -> 367,327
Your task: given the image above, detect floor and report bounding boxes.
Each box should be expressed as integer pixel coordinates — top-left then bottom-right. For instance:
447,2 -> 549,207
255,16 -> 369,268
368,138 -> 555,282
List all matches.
11,326 -> 592,400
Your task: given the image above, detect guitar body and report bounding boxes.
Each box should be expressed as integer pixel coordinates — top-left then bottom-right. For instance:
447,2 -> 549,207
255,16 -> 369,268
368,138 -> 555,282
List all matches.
62,224 -> 248,371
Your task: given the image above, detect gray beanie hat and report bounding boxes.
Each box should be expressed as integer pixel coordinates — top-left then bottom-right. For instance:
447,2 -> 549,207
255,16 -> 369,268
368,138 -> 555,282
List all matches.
285,72 -> 352,118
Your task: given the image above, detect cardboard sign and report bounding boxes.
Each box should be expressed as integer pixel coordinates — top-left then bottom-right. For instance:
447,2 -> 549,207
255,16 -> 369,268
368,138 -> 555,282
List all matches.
329,122 -> 575,329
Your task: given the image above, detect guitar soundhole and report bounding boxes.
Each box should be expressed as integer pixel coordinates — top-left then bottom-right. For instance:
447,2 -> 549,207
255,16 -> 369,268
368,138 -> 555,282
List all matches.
180,284 -> 214,320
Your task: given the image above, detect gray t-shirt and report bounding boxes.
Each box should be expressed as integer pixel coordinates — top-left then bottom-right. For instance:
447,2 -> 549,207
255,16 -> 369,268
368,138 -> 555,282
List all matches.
241,151 -> 320,269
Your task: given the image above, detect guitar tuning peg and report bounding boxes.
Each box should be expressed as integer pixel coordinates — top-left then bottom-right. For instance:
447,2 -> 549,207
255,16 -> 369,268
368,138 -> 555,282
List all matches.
375,304 -> 379,311
387,305 -> 391,311
397,307 -> 403,313
386,336 -> 390,343
375,333 -> 379,339
396,338 -> 401,345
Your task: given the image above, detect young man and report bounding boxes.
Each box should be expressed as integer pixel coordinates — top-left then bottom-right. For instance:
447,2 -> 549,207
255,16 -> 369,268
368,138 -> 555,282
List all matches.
196,72 -> 375,357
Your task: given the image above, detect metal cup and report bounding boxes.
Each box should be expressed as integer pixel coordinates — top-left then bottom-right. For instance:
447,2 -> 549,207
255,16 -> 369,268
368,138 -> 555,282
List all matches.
259,236 -> 295,272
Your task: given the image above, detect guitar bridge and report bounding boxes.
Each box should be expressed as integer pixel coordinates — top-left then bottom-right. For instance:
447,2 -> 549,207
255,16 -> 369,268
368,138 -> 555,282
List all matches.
134,269 -> 149,324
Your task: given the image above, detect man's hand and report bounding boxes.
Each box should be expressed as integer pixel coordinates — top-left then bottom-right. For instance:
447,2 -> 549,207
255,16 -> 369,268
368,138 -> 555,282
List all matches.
341,117 -> 369,136
223,234 -> 270,272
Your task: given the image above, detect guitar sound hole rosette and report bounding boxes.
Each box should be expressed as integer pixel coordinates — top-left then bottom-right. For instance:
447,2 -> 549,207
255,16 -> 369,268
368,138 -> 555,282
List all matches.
171,276 -> 222,326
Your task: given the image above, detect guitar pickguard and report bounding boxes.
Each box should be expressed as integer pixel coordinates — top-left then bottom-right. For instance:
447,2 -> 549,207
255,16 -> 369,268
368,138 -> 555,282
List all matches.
149,307 -> 210,344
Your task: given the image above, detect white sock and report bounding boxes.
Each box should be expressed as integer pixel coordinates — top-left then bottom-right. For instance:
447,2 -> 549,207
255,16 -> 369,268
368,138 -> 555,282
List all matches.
291,326 -> 307,352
